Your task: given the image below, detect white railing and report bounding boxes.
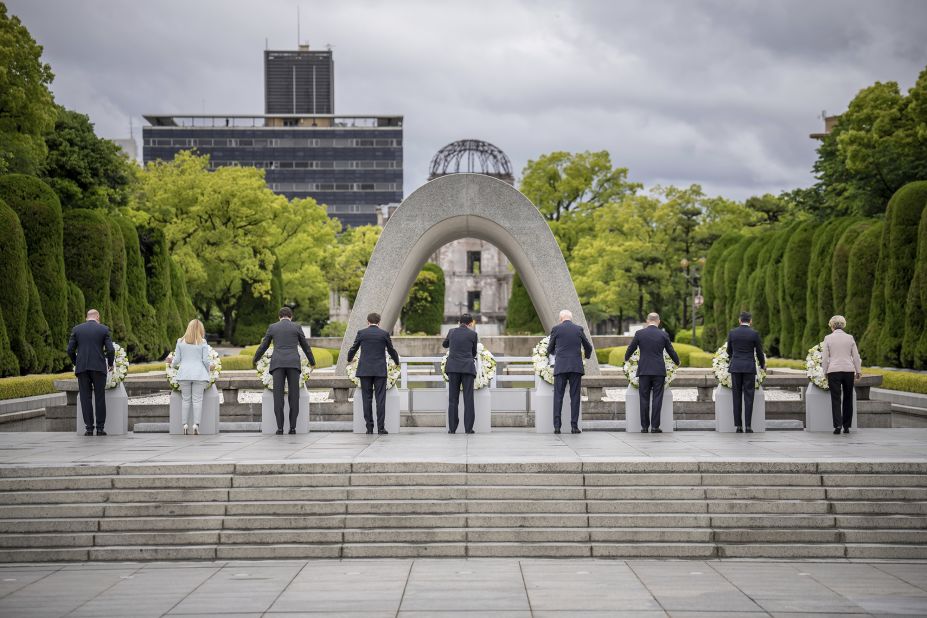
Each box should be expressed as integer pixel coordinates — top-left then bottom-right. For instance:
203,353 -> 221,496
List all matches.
398,356 -> 535,389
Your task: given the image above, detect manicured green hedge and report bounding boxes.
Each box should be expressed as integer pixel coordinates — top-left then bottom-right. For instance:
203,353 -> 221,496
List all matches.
780,221 -> 816,359
0,175 -> 69,359
62,208 -> 112,321
0,373 -> 71,400
105,218 -> 131,346
766,358 -> 805,370
138,226 -> 173,353
902,198 -> 927,369
607,342 -> 705,368
688,351 -> 713,368
0,310 -> 16,378
328,348 -> 340,364
238,346 -> 335,369
401,262 -> 445,335
673,326 -> 704,347
869,369 -> 927,395
0,197 -> 31,375
607,346 -> 629,367
595,347 -> 616,365
846,222 -> 882,363
115,218 -> 162,360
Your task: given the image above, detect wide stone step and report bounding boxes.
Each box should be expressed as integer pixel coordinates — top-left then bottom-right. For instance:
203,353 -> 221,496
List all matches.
717,543 -> 846,558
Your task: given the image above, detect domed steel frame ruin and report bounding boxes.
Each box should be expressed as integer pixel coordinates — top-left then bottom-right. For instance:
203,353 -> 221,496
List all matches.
428,139 -> 514,183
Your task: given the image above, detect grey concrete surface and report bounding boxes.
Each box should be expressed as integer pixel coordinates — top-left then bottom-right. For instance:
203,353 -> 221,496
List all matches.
1,559 -> 925,617
1,428 -> 927,466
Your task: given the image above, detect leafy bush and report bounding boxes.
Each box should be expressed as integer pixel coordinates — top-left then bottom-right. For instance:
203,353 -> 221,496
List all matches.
62,208 -> 113,322
0,197 -> 31,375
219,355 -> 254,371
688,351 -> 713,368
607,346 -> 629,367
780,221 -> 816,358
231,259 -> 284,346
870,369 -> 927,395
766,358 -> 805,370
0,373 -> 71,400
595,347 -> 615,365
115,217 -> 162,360
846,222 -> 882,363
320,321 -> 347,337
401,262 -> 444,335
903,197 -> 927,369
674,326 -> 704,347
326,347 -> 340,364
239,345 -> 334,369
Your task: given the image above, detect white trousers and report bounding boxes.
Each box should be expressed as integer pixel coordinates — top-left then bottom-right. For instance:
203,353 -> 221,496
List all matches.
179,380 -> 208,426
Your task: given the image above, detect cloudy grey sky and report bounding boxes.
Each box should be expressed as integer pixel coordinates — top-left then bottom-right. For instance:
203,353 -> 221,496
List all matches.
8,0 -> 927,200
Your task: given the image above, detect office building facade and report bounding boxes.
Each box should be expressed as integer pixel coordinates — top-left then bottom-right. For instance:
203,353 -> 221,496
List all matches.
265,46 -> 334,114
142,114 -> 403,227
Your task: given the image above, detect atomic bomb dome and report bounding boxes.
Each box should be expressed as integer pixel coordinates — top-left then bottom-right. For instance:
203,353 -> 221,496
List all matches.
428,139 -> 514,185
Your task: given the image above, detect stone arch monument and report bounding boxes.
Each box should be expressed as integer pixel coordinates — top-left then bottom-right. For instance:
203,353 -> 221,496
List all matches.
336,173 -> 600,375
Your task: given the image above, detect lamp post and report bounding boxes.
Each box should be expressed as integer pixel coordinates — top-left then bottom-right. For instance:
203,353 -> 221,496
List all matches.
680,257 -> 706,345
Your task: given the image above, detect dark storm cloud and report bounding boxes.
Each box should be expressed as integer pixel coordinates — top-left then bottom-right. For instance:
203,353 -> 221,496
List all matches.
8,0 -> 926,201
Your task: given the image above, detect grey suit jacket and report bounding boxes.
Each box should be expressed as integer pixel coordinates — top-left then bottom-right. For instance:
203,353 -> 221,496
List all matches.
253,319 -> 315,371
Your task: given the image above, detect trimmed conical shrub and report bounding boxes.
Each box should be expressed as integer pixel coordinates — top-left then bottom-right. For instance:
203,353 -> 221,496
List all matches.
66,281 -> 85,334
903,205 -> 927,368
0,175 -> 69,359
402,262 -> 445,335
62,208 -> 113,324
114,218 -> 161,360
505,272 -> 543,334
830,221 -> 870,317
702,233 -> 741,348
879,182 -> 927,366
0,197 -> 33,374
138,226 -> 173,353
105,218 -> 131,345
0,310 -> 17,377
170,258 -> 195,337
780,220 -> 816,358
25,273 -> 55,373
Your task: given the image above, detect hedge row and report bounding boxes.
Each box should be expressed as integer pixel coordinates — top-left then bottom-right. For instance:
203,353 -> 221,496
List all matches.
237,346 -> 337,370
702,181 -> 927,369
0,175 -> 197,375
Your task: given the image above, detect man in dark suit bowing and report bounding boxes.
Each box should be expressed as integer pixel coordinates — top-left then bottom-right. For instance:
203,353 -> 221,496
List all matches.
726,311 -> 766,433
67,309 -> 115,436
625,312 -> 680,433
548,309 -> 593,434
442,313 -> 479,434
347,312 -> 400,434
253,307 -> 316,434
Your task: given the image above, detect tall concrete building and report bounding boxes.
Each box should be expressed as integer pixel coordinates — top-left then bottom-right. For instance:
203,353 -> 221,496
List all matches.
428,140 -> 515,334
264,45 -> 334,115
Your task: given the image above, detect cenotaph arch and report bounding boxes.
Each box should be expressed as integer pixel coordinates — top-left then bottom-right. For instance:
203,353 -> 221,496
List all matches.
336,173 -> 600,375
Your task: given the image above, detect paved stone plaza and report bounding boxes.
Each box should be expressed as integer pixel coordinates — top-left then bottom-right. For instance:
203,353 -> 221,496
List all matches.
1,558 -> 926,616
1,428 -> 926,466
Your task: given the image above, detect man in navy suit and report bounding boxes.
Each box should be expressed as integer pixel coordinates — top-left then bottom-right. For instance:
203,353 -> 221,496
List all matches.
726,311 -> 766,433
347,312 -> 400,434
67,309 -> 115,436
442,313 -> 479,434
624,313 -> 680,433
548,309 -> 593,434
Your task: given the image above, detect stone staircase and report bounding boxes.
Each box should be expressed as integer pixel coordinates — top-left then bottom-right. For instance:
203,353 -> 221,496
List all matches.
1,461 -> 926,562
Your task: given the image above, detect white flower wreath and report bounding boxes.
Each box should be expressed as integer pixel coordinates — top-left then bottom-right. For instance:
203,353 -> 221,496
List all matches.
346,354 -> 402,390
712,346 -> 766,389
531,336 -> 555,385
622,348 -> 678,388
255,345 -> 313,390
105,343 -> 129,389
441,342 -> 497,390
806,343 -> 828,390
166,347 -> 221,392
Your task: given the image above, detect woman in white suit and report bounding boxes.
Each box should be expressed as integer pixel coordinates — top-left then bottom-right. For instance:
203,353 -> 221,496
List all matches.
169,319 -> 214,435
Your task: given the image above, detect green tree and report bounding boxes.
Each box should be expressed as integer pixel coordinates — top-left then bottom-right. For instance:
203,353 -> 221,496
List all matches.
138,226 -> 173,354
519,150 -> 640,258
0,4 -> 56,175
780,221 -> 817,358
231,258 -> 284,346
401,263 -> 445,334
702,233 -> 741,349
908,206 -> 927,368
327,225 -> 381,305
62,209 -> 112,323
745,193 -> 792,224
0,197 -> 30,374
105,218 -> 131,345
505,272 -> 543,334
0,174 -> 68,361
114,217 -> 161,360
814,67 -> 927,216
41,106 -> 136,210
0,309 -> 16,376
65,281 -> 85,334
830,221 -> 871,316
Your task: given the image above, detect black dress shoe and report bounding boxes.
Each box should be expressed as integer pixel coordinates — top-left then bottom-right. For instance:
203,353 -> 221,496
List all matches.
288,429 -> 296,434
843,427 -> 850,434
96,430 -> 106,436
465,430 -> 475,434
833,428 -> 841,435
642,428 -> 649,433
736,427 -> 743,433
378,429 -> 388,435
366,429 -> 373,435
745,428 -> 754,433
84,430 -> 94,436
571,427 -> 581,434
651,428 -> 662,433
554,428 -> 561,434
448,430 -> 456,434
275,429 -> 284,435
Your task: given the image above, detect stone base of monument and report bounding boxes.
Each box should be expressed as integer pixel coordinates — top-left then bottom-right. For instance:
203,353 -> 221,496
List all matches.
260,387 -> 310,434
352,387 -> 401,434
805,383 -> 857,432
490,387 -> 528,412
444,385 -> 491,433
532,378 -> 580,433
624,386 -> 674,433
76,383 -> 128,435
713,386 -> 766,432
168,385 -> 220,435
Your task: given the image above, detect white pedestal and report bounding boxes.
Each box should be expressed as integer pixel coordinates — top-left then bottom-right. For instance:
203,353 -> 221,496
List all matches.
352,386 -> 401,433
625,386 -> 674,433
260,387 -> 310,434
168,385 -> 220,435
531,377 -> 580,433
444,385 -> 491,433
76,382 -> 128,435
713,386 -> 766,432
805,383 -> 857,432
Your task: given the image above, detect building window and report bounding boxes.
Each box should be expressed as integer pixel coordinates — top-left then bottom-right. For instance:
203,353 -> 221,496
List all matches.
467,251 -> 481,275
467,291 -> 481,313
